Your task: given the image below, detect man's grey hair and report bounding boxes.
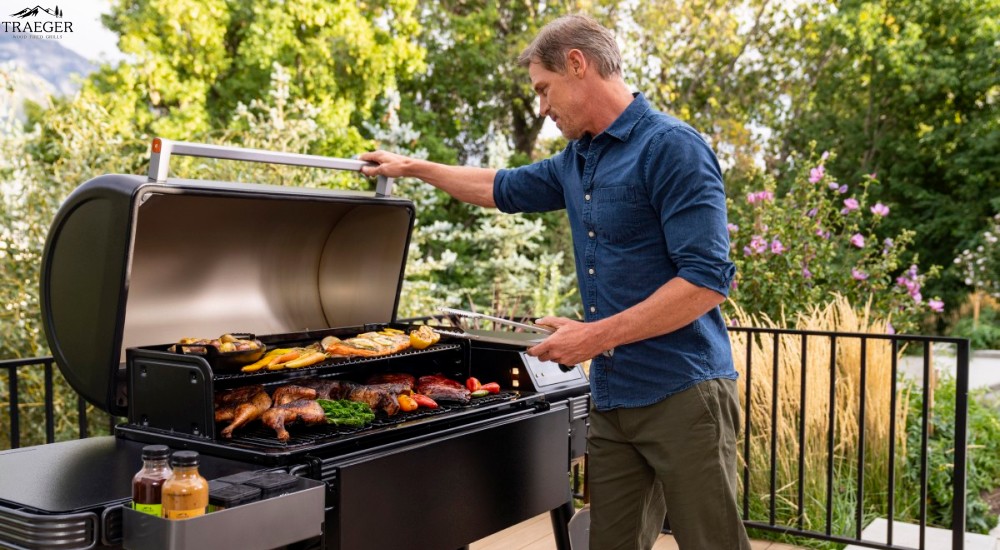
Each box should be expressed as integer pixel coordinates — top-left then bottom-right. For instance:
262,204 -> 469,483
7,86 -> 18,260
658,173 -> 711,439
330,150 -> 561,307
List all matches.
518,14 -> 622,78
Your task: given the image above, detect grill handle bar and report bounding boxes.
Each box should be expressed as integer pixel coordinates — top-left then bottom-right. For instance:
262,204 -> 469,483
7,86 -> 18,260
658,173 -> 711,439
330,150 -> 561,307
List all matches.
148,137 -> 395,197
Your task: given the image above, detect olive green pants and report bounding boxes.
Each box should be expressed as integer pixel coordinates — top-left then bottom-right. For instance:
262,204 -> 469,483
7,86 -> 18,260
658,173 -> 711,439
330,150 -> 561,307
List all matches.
588,378 -> 750,550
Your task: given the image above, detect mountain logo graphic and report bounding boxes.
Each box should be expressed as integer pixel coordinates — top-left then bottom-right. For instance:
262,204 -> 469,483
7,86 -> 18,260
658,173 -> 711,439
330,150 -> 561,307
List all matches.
9,5 -> 63,18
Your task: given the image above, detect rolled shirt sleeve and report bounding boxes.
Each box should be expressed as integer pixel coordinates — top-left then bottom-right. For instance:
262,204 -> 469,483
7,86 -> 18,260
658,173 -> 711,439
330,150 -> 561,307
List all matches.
644,126 -> 736,297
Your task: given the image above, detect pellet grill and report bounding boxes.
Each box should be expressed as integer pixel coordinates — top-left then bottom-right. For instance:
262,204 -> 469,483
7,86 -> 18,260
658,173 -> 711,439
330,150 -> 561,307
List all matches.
0,139 -> 590,550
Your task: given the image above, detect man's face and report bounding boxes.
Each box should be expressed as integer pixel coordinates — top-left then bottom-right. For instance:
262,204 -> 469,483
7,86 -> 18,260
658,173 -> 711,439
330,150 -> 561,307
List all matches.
529,61 -> 586,140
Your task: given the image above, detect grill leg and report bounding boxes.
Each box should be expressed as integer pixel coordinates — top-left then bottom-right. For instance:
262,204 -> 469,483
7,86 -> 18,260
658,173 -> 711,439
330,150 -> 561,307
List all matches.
550,494 -> 576,550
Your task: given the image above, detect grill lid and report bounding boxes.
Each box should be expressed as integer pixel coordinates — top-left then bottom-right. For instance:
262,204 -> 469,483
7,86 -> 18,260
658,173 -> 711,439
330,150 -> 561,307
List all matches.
40,139 -> 413,415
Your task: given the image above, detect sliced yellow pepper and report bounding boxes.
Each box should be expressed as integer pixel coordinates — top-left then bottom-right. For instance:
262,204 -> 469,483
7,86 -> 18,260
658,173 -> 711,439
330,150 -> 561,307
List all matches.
241,348 -> 292,372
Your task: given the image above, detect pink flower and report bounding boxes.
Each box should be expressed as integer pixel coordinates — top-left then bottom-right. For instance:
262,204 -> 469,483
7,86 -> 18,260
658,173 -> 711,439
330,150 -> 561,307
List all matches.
809,166 -> 825,183
749,235 -> 768,254
871,203 -> 889,216
747,191 -> 774,204
851,268 -> 869,281
828,182 -> 840,190
815,227 -> 830,239
771,238 -> 786,255
837,184 -> 848,194
843,198 -> 859,212
727,223 -> 738,233
886,322 -> 895,335
928,299 -> 944,312
821,151 -> 830,161
802,267 -> 813,279
850,234 -> 865,248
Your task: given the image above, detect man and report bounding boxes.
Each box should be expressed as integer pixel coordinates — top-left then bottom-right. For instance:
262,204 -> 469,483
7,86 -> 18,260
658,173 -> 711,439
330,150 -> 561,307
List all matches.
360,14 -> 749,550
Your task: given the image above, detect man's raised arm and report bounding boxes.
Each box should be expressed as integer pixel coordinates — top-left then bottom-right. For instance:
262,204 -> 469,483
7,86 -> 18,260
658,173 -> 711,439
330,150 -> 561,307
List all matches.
359,150 -> 498,208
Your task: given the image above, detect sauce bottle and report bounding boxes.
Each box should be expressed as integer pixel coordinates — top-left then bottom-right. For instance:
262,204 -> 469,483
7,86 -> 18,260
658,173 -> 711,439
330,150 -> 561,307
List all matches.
161,450 -> 209,519
132,445 -> 172,517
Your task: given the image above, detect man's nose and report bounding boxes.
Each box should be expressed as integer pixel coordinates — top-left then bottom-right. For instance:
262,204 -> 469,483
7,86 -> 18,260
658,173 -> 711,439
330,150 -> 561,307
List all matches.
539,97 -> 550,117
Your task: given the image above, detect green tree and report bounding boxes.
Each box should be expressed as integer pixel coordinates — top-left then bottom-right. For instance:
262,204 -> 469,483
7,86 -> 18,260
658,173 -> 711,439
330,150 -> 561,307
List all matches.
776,0 -> 1000,303
100,0 -> 425,153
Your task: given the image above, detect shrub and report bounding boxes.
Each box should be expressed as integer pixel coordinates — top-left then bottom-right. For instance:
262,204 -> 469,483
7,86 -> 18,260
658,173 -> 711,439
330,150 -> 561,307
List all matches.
726,149 -> 942,333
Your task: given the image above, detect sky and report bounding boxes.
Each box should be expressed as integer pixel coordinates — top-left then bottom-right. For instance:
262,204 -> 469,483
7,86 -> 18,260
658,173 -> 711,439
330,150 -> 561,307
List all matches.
0,0 -> 125,62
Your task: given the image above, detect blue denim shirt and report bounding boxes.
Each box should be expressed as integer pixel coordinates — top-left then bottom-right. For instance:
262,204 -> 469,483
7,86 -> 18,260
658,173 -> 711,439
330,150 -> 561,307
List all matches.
493,93 -> 737,411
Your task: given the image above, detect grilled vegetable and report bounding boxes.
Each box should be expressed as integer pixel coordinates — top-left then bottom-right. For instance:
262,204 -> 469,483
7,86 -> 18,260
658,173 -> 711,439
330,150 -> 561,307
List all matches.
266,350 -> 302,370
409,325 -> 440,350
465,377 -> 482,392
282,352 -> 327,369
317,399 -> 376,427
481,382 -> 501,394
470,389 -> 489,398
411,394 -> 438,409
241,348 -> 292,372
397,394 -> 419,412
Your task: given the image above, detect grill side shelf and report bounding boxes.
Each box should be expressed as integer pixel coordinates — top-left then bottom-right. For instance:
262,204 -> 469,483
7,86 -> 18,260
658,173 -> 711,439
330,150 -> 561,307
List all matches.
127,350 -> 216,439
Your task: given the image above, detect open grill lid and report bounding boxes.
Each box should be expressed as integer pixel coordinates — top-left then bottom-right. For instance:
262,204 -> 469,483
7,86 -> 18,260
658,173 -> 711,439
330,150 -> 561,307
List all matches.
40,139 -> 413,416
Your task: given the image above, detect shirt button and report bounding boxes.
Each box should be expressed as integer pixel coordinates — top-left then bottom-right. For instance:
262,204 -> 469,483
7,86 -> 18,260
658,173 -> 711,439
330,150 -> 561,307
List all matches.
590,306 -> 596,313
585,194 -> 591,201
588,268 -> 595,275
588,231 -> 595,238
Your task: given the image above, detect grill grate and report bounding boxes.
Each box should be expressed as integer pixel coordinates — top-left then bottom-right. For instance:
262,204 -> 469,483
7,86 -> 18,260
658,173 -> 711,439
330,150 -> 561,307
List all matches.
227,391 -> 521,449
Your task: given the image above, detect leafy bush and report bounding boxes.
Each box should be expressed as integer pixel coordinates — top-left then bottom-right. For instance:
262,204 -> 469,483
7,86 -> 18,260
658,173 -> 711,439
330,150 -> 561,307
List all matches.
899,376 -> 1000,534
726,149 -> 942,333
950,305 -> 1000,351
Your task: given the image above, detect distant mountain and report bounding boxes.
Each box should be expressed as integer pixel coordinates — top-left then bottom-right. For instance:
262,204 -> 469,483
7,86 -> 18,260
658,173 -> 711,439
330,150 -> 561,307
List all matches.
0,34 -> 94,97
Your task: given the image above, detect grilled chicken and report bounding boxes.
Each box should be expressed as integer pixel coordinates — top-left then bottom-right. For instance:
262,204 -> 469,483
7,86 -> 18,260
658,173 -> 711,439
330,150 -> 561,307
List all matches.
416,375 -> 471,404
272,378 -> 410,416
272,384 -> 318,406
214,385 -> 272,438
321,332 -> 411,358
261,399 -> 326,441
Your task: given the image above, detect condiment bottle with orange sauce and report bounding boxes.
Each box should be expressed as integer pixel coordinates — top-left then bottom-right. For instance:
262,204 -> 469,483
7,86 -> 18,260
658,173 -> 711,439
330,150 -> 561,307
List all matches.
132,445 -> 172,516
161,451 -> 209,519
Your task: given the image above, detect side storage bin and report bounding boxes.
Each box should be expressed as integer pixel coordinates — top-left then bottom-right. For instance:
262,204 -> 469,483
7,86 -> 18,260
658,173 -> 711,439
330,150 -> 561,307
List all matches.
122,476 -> 324,549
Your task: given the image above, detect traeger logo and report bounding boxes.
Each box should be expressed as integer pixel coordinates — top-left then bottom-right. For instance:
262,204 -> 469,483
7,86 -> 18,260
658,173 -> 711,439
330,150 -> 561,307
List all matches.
2,4 -> 73,35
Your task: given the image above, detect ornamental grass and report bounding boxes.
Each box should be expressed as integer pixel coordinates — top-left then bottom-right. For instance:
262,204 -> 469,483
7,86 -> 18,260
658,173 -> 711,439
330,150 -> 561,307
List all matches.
730,294 -> 912,542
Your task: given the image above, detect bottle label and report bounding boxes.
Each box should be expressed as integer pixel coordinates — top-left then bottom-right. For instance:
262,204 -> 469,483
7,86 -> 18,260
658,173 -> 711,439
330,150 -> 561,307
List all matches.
165,508 -> 206,519
132,502 -> 162,516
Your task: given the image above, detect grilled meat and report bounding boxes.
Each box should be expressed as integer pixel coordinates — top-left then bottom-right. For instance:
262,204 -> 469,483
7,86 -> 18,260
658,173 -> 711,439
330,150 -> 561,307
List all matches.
272,384 -> 318,406
261,399 -> 326,441
321,332 -> 411,358
416,375 -> 471,404
272,378 -> 410,416
214,385 -> 272,438
366,373 -> 416,389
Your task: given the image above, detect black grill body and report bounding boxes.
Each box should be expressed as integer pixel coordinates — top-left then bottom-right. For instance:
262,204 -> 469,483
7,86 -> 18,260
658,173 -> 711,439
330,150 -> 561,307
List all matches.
1,142 -> 590,550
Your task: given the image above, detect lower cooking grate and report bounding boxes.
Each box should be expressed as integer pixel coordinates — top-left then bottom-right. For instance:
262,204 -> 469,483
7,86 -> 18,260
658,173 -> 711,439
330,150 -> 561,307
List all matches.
229,391 -> 522,448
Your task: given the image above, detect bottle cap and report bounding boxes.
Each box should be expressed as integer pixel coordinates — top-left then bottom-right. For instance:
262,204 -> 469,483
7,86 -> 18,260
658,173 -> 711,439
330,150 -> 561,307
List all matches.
141,444 -> 170,460
170,450 -> 200,467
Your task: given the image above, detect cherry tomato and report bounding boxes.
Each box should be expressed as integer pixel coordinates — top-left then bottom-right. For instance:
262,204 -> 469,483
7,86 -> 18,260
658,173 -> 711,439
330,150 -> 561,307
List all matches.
466,377 -> 482,392
481,382 -> 501,394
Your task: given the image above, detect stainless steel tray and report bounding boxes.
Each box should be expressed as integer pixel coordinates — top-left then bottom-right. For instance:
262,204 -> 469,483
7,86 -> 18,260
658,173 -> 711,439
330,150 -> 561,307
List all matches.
122,476 -> 324,549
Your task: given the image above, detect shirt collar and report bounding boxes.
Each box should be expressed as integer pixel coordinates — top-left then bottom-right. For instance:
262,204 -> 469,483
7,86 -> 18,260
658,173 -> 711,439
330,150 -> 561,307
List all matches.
573,92 -> 650,157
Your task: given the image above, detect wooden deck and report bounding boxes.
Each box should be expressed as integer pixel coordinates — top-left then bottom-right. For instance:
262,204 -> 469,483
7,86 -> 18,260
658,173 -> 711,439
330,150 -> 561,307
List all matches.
471,512 -> 808,550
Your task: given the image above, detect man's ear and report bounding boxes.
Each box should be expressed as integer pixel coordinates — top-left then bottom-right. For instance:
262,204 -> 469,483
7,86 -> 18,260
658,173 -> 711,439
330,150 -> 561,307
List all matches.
566,49 -> 587,77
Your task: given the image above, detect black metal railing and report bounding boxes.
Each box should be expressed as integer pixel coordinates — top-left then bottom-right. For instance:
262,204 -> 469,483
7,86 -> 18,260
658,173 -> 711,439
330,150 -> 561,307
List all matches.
0,356 -> 116,448
0,327 -> 971,550
729,327 -> 969,550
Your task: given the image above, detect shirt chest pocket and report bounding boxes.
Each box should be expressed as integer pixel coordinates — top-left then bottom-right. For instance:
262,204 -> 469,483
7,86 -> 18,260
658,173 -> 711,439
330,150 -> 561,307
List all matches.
591,185 -> 648,244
